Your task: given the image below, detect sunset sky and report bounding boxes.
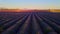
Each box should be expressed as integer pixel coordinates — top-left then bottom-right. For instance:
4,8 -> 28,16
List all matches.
0,0 -> 60,9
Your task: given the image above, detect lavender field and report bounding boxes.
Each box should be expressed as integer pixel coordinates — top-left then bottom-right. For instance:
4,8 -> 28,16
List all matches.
0,12 -> 60,34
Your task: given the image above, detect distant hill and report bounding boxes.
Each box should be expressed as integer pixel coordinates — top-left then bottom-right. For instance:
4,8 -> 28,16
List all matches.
0,9 -> 49,12
0,9 -> 60,12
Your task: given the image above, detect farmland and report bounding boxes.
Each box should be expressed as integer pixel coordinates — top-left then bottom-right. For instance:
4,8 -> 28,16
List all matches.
0,11 -> 60,34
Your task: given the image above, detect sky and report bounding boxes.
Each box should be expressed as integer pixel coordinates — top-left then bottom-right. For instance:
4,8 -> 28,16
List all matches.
0,0 -> 60,9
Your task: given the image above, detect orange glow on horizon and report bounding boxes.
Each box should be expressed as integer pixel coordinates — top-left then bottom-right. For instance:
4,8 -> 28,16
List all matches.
0,9 -> 60,12
50,9 -> 60,12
